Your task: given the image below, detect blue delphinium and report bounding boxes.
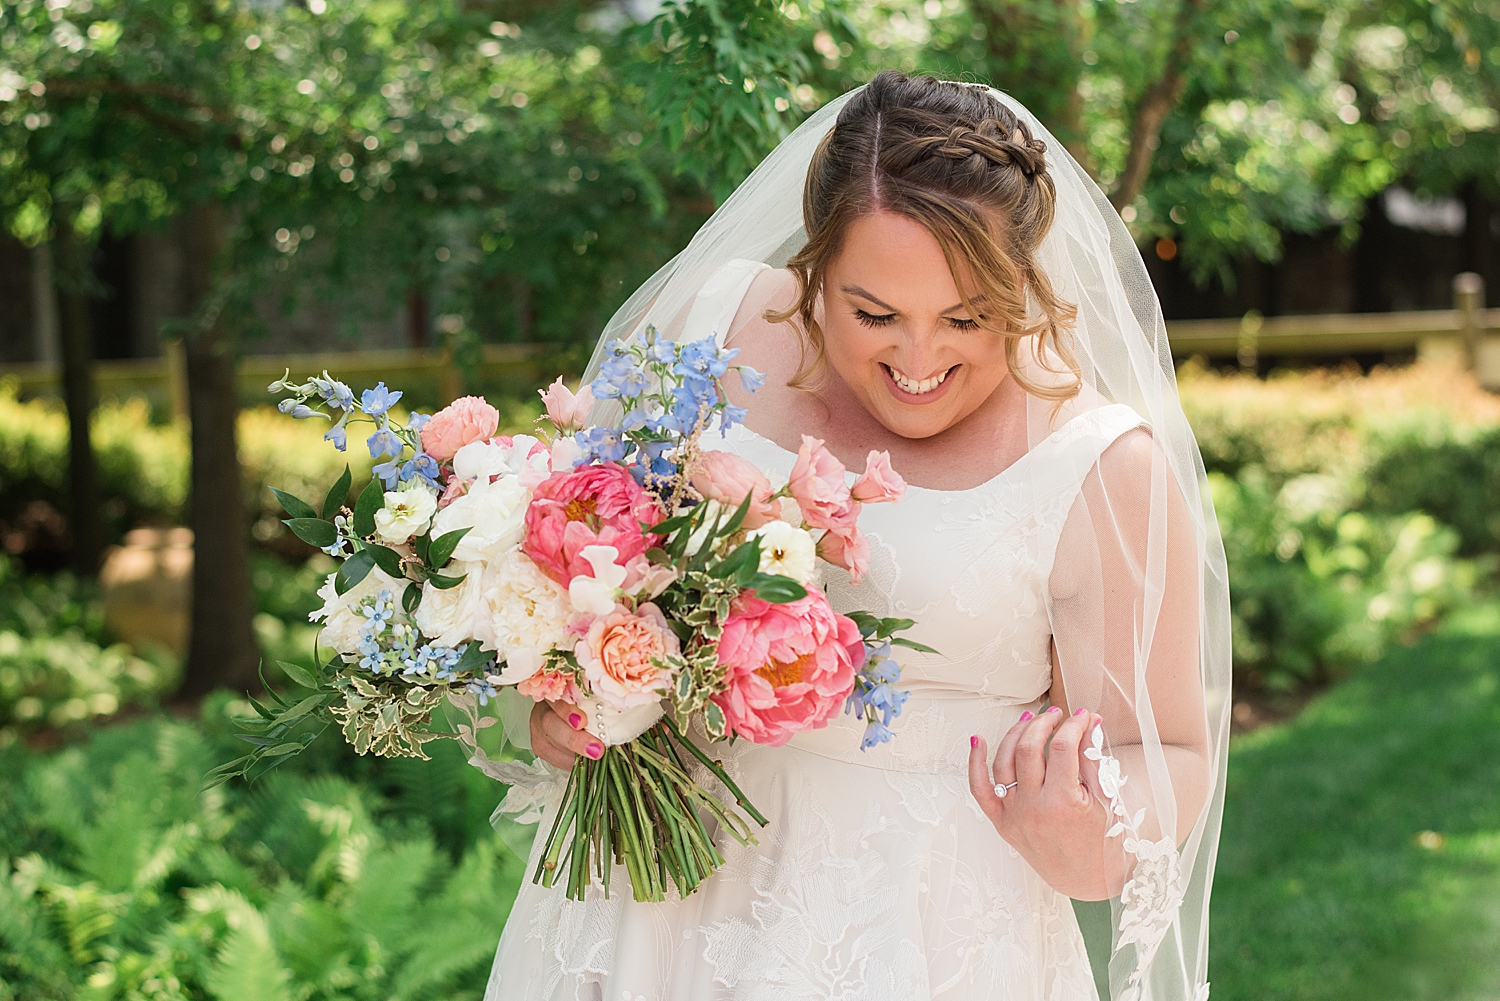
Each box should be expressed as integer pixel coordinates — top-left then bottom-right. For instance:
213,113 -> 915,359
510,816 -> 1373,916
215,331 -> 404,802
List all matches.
361,382 -> 402,417
367,427 -> 404,458
846,640 -> 909,750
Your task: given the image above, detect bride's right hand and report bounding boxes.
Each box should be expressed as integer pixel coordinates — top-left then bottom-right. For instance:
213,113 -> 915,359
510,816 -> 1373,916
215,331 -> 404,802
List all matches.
530,699 -> 605,770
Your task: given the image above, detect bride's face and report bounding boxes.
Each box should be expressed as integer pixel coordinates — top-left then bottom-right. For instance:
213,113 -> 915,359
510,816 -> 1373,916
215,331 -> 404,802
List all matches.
821,211 -> 1011,440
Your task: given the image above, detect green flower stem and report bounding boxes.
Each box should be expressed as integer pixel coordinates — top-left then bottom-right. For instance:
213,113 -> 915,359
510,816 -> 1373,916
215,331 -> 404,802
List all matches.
661,716 -> 769,827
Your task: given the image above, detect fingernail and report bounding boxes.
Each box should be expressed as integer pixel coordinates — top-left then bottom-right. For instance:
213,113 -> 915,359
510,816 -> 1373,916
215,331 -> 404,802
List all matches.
585,742 -> 603,760
568,712 -> 582,729
970,735 -> 979,748
1074,707 -> 1087,716
1019,710 -> 1034,722
1047,706 -> 1061,714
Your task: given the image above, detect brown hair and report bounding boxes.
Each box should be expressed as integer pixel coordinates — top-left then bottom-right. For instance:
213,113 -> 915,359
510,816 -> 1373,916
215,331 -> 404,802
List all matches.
769,71 -> 1080,400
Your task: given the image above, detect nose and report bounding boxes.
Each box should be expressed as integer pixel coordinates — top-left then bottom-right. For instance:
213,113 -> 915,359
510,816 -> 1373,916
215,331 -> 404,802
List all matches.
891,321 -> 946,378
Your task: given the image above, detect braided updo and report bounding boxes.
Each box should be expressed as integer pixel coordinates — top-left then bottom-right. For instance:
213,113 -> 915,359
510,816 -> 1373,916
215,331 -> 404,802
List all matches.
771,71 -> 1080,400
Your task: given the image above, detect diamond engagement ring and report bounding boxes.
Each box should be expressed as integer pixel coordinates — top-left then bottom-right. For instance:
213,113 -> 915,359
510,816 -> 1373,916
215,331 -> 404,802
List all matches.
993,781 -> 1018,798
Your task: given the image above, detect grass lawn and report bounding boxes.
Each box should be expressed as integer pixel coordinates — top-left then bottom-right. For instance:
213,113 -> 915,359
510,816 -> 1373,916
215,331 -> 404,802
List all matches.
1210,602 -> 1500,1000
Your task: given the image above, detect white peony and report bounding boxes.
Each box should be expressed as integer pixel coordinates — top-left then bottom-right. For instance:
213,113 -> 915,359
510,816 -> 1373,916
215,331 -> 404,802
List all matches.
430,473 -> 529,562
473,549 -> 574,684
750,520 -> 817,585
373,481 -> 437,545
413,559 -> 485,648
452,434 -> 550,482
310,566 -> 405,656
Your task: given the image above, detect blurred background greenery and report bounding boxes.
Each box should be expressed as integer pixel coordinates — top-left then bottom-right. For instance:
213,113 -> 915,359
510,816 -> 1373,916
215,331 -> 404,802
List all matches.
2,0 -> 1499,996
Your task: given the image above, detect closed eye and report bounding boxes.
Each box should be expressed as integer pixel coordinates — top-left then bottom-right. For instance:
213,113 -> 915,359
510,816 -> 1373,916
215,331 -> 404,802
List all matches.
946,316 -> 981,331
854,309 -> 897,328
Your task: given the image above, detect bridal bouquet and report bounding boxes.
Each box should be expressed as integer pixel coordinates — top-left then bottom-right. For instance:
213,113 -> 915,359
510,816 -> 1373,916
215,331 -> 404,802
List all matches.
218,330 -> 926,902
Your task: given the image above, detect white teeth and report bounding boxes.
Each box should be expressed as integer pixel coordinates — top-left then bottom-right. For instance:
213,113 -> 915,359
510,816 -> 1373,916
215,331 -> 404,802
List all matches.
889,365 -> 950,395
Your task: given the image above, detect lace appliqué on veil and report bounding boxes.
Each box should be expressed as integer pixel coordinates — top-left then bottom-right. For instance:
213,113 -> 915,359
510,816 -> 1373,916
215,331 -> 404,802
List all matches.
1085,725 -> 1187,1001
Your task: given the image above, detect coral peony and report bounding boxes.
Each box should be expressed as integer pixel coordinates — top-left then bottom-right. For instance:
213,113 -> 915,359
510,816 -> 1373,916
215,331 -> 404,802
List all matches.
692,450 -> 778,529
788,435 -> 857,532
851,450 -> 906,504
421,395 -> 500,461
517,668 -> 582,704
523,464 -> 663,585
711,590 -> 865,746
576,603 -> 679,710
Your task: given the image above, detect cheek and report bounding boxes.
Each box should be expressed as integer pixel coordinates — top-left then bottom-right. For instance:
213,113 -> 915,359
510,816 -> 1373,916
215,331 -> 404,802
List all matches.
822,316 -> 884,371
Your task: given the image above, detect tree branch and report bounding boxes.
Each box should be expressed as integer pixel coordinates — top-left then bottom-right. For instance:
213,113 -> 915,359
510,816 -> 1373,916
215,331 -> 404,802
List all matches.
1109,0 -> 1204,212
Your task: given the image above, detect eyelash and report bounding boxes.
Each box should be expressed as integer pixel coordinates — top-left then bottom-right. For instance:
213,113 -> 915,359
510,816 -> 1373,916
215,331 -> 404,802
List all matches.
853,310 -> 980,332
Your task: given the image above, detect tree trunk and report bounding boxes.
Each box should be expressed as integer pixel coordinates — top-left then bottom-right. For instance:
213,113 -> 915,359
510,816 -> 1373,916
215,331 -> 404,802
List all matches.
176,201 -> 261,699
970,0 -> 1088,165
1462,181 -> 1495,292
1109,0 -> 1205,213
52,219 -> 103,576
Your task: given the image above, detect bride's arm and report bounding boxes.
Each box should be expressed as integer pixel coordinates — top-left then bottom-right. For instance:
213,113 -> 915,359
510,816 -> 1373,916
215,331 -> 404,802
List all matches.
968,428 -> 1211,900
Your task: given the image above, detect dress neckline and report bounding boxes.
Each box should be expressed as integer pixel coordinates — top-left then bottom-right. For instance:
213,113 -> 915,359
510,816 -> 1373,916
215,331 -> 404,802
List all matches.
728,403 -> 1139,496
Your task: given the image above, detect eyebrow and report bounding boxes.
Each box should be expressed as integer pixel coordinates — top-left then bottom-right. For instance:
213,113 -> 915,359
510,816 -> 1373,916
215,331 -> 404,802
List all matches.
840,284 -> 983,315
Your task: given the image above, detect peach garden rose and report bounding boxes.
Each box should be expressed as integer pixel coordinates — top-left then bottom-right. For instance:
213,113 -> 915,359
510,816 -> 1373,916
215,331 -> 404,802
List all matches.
575,603 -> 680,710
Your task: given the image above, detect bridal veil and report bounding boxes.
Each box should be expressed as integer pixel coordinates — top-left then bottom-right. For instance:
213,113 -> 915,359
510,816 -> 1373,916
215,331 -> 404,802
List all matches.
574,80 -> 1231,1001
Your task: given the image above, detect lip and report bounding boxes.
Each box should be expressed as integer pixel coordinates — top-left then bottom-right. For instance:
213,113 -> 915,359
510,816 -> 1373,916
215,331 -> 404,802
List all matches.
881,363 -> 957,406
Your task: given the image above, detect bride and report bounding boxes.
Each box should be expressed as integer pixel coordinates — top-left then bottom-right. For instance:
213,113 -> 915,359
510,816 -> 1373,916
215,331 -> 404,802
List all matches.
484,71 -> 1229,1001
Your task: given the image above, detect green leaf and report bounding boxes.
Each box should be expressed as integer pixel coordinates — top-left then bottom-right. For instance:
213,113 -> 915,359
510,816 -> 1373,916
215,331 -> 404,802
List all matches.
277,660 -> 320,690
711,538 -> 761,580
322,464 -> 353,520
846,610 -> 881,638
877,617 -> 916,638
745,573 -> 806,603
276,693 -> 328,724
719,492 -> 754,537
649,514 -> 692,537
413,531 -> 431,564
890,636 -> 940,655
284,517 -> 338,549
703,700 -> 728,739
427,527 -> 471,568
427,572 -> 467,590
259,742 -> 306,757
402,581 -> 423,614
270,487 -> 317,520
454,641 -> 493,674
353,477 -> 384,537
335,549 -> 376,595
367,544 -> 405,579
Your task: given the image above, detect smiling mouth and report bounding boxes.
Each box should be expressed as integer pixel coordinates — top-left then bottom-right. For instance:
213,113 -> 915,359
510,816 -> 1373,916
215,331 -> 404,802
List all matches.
882,363 -> 955,396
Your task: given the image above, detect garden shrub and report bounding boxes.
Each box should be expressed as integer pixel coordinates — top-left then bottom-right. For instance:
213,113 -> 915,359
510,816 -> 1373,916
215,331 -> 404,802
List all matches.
0,709 -> 521,999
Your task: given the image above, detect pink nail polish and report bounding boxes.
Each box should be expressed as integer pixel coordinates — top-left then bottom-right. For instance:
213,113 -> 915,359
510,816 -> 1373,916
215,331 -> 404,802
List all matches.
970,735 -> 979,748
1074,707 -> 1087,716
1047,706 -> 1061,714
1019,710 -> 1034,721
568,713 -> 582,729
585,742 -> 603,760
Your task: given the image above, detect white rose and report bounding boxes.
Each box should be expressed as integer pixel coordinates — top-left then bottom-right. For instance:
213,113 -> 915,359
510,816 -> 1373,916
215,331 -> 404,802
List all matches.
310,566 -> 404,656
373,481 -> 437,545
430,474 -> 529,561
750,520 -> 817,585
413,559 -> 485,648
473,550 -> 573,683
453,439 -> 510,481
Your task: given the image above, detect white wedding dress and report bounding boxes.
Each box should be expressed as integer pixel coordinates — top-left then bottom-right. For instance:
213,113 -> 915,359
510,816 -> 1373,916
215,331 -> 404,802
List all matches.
483,261 -> 1150,1001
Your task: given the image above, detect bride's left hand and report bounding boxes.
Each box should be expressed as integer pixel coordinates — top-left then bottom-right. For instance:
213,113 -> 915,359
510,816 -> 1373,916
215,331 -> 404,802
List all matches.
967,706 -> 1113,901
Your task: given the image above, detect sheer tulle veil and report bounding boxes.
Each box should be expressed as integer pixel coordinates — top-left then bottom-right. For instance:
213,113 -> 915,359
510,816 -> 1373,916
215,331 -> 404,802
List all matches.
579,82 -> 1231,1001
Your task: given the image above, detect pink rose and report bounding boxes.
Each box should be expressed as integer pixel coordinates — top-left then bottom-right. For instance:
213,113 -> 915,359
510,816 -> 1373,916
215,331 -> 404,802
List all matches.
575,602 -> 679,710
517,668 -> 582,704
692,451 -> 778,529
539,377 -> 594,431
438,476 -> 470,509
788,435 -> 857,532
817,525 -> 871,584
851,450 -> 906,504
711,590 -> 866,746
522,464 -> 664,585
421,396 -> 500,461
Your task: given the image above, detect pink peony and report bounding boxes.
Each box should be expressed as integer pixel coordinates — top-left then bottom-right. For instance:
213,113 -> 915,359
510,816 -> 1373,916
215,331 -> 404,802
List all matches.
692,451 -> 778,529
539,377 -> 595,431
517,668 -> 583,704
575,602 -> 679,710
788,435 -> 857,532
522,464 -> 664,585
817,525 -> 871,584
422,396 -> 500,461
851,450 -> 907,504
711,590 -> 866,746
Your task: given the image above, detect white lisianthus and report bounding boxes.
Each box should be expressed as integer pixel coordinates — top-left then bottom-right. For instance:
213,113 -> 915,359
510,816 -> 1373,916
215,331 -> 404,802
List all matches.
413,559 -> 485,648
373,480 -> 437,545
473,550 -> 573,683
431,473 -> 529,561
749,520 -> 817,585
310,566 -> 404,656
